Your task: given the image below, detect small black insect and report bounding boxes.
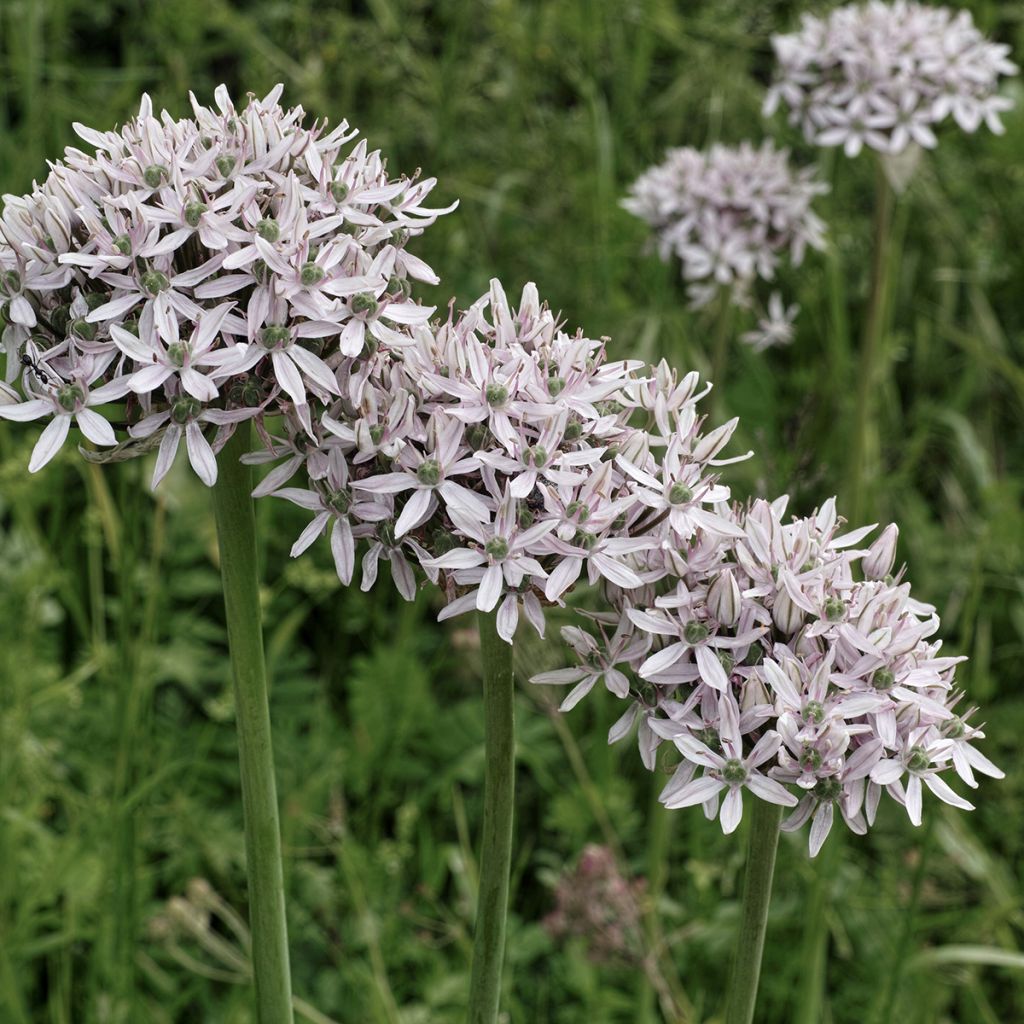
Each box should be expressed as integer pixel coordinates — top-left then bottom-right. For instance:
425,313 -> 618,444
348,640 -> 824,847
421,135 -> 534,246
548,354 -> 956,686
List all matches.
20,352 -> 57,386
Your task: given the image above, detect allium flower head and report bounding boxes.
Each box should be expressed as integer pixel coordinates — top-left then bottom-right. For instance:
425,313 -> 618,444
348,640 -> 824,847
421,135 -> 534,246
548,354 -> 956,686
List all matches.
534,495 -> 1003,855
622,140 -> 827,309
0,84 -> 453,483
765,1 -> 1018,157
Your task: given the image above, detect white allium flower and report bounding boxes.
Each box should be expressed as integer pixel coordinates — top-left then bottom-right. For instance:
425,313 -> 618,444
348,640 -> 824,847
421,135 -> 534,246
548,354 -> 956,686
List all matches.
765,1 -> 1018,157
622,140 -> 827,309
0,84 -> 454,483
534,494 -> 1003,853
740,292 -> 799,352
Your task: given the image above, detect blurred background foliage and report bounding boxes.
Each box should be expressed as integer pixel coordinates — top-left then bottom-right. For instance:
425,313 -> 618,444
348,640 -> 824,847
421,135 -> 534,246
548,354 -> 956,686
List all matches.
1,0 -> 1023,1021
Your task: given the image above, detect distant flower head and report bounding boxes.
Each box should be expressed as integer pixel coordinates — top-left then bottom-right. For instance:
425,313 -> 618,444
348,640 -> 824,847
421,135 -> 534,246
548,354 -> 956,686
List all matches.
544,845 -> 646,964
765,1 -> 1018,157
740,292 -> 799,352
622,140 -> 827,309
0,84 -> 454,482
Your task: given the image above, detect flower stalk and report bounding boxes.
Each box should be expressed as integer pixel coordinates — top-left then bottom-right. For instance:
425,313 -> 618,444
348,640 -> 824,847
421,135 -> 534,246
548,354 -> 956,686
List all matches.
467,610 -> 516,1024
211,421 -> 294,1024
848,162 -> 895,523
724,799 -> 783,1024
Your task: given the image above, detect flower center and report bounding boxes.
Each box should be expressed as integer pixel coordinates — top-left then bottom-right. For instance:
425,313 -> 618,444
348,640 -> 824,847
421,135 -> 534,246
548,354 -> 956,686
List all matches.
166,342 -> 187,368
668,482 -> 693,506
141,270 -> 170,296
256,218 -> 280,242
871,668 -> 895,692
824,596 -> 845,622
907,746 -> 929,773
185,201 -> 207,227
803,699 -> 825,723
56,382 -> 86,412
722,759 -> 747,785
300,262 -> 325,287
527,445 -> 547,468
143,164 -> 168,188
485,383 -> 509,407
485,537 -> 509,561
684,620 -> 709,645
327,488 -> 352,515
171,397 -> 202,425
260,325 -> 291,351
416,459 -> 441,486
351,293 -> 379,316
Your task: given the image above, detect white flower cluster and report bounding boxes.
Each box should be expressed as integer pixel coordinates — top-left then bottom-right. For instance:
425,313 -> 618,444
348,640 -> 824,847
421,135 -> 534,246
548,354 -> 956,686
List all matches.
765,1 -> 1018,156
0,84 -> 1000,851
534,504 -> 1003,854
621,141 -> 827,312
0,85 -> 453,481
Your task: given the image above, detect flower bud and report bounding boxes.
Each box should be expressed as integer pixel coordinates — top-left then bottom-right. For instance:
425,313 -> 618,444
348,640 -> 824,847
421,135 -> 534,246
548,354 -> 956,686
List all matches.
772,589 -> 804,635
708,570 -> 741,626
863,524 -> 898,580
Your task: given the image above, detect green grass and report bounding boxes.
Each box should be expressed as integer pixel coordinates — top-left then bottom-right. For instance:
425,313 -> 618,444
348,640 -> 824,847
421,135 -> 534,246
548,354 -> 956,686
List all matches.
1,1 -> 1023,1021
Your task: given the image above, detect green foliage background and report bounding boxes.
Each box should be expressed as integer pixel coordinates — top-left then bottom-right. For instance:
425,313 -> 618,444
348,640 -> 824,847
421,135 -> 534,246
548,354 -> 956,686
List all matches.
1,1 -> 1022,1022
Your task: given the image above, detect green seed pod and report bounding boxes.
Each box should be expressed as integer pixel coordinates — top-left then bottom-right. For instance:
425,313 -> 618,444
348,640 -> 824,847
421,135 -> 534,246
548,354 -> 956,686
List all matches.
166,342 -> 187,368
547,376 -> 566,397
170,397 -> 202,425
871,668 -> 896,691
216,155 -> 237,178
56,382 -> 86,412
143,164 -> 169,188
300,262 -> 325,287
824,596 -> 845,622
113,234 -> 132,256
907,746 -> 929,772
71,318 -> 97,341
330,181 -> 349,202
485,383 -> 508,407
184,201 -> 208,228
668,482 -> 693,506
485,537 -> 509,561
416,459 -> 441,486
256,218 -> 280,242
722,758 -> 747,784
141,270 -> 170,296
684,620 -> 709,645
260,325 -> 291,350
350,292 -> 379,316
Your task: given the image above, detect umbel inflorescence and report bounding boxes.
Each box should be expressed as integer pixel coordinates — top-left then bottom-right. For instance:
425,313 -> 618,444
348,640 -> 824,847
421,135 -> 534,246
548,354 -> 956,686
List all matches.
0,85 -> 1000,853
765,1 -> 1018,156
621,140 -> 826,346
534,503 -> 1004,855
0,85 -> 453,481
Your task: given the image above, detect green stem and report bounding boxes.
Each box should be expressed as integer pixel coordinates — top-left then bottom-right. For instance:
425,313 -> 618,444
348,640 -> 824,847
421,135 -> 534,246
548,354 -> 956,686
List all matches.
876,816 -> 934,1024
467,610 -> 516,1024
793,830 -> 841,1024
724,799 -> 783,1024
849,162 -> 895,524
211,421 -> 294,1024
710,290 -> 734,405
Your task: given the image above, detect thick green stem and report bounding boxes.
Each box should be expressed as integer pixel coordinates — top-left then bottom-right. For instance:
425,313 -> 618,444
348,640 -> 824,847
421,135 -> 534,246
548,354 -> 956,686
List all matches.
849,163 -> 895,524
467,610 -> 516,1024
724,800 -> 783,1024
212,421 -> 294,1024
794,830 -> 841,1024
